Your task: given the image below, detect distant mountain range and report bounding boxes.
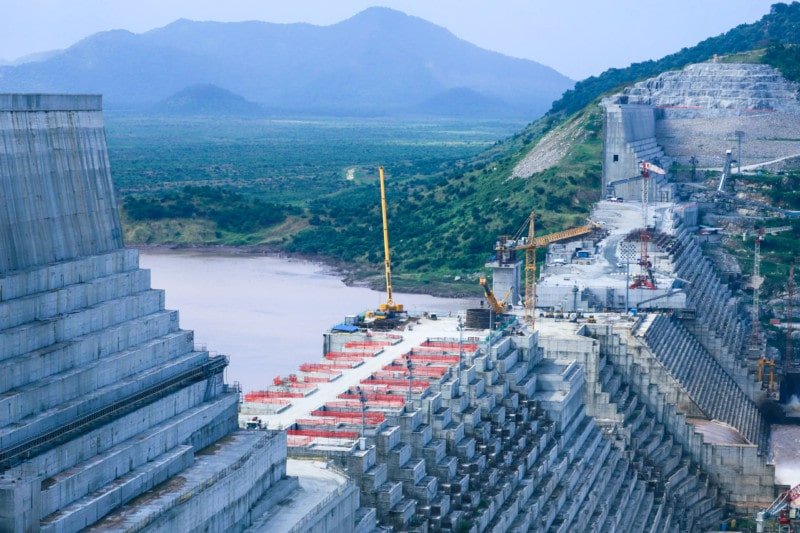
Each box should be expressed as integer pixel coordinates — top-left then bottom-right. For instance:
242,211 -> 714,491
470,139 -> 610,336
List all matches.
155,84 -> 263,116
0,7 -> 573,118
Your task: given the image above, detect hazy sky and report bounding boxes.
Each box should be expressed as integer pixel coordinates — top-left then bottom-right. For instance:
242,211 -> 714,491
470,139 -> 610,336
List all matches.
0,0 -> 781,79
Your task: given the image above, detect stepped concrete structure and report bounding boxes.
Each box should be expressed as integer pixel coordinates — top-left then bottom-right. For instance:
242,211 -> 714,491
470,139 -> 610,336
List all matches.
608,62 -> 800,171
2,88 -> 788,531
247,314 -> 728,531
0,94 -> 361,532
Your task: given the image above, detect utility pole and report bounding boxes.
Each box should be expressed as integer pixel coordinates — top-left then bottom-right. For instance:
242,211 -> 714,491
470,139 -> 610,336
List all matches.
356,386 -> 367,450
458,315 -> 465,370
572,285 -> 579,314
788,262 -> 795,369
735,130 -> 745,174
405,356 -> 413,407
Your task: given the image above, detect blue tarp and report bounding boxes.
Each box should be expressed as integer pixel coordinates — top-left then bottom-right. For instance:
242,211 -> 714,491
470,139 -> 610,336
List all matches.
331,323 -> 359,332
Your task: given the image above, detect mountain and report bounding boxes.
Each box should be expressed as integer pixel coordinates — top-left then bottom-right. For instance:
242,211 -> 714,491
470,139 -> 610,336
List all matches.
0,7 -> 573,118
287,3 -> 800,280
156,84 -> 263,116
550,1 -> 800,116
414,88 -> 519,118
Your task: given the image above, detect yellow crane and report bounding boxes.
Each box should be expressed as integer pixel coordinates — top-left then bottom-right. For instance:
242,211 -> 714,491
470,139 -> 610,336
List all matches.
377,166 -> 403,314
497,210 -> 598,326
479,277 -> 511,315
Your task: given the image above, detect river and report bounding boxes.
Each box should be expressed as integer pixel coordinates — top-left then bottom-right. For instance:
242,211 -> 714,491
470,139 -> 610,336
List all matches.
139,251 -> 473,393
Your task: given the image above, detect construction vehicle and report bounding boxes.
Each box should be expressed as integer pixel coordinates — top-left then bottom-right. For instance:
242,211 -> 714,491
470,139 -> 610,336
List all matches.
757,356 -> 776,393
479,277 -> 511,315
756,482 -> 800,532
357,167 -> 405,330
377,166 -> 403,314
495,211 -> 598,327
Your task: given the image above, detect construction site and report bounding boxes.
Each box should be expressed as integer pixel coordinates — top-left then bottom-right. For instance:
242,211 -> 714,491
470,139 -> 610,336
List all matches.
3,59 -> 800,533
239,61 -> 800,532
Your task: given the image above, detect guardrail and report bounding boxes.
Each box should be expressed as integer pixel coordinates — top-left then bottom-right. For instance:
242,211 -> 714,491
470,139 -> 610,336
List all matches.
0,356 -> 228,471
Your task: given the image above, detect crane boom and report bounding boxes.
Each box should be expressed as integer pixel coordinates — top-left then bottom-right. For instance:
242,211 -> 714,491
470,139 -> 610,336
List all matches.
480,278 -> 509,315
378,166 -> 403,313
506,211 -> 598,327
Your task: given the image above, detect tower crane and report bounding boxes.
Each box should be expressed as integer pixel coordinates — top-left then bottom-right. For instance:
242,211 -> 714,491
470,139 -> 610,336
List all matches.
495,211 -> 598,327
630,160 -> 666,290
377,166 -> 403,314
746,226 -> 791,349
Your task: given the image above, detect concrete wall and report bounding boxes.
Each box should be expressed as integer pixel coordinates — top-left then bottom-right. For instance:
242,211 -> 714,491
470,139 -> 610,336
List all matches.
603,104 -> 659,190
0,95 -> 310,533
488,261 -> 521,307
0,94 -> 122,274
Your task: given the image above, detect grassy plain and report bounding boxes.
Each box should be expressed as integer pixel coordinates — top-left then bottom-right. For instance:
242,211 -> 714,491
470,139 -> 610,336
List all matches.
107,114 -> 526,293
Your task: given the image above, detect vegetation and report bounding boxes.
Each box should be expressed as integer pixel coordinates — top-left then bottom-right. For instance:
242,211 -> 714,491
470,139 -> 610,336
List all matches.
288,108 -> 601,274
124,186 -> 298,233
763,43 -> 800,83
550,2 -> 800,116
112,2 -> 800,295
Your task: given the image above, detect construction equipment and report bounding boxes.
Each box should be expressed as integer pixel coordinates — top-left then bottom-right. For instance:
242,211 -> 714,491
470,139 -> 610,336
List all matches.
495,211 -> 598,327
479,277 -> 511,315
746,226 -> 792,349
757,356 -> 776,392
630,160 -> 666,290
377,166 -> 403,314
788,262 -> 795,369
756,482 -> 800,532
717,149 -> 735,193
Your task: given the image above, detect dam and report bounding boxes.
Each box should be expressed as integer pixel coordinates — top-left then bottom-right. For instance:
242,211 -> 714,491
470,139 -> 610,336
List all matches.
1,74 -> 798,532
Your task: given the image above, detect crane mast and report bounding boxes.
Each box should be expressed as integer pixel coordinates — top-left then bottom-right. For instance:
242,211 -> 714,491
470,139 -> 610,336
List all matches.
788,262 -> 795,369
503,211 -> 597,328
378,166 -> 403,313
524,214 -> 536,327
749,226 -> 791,350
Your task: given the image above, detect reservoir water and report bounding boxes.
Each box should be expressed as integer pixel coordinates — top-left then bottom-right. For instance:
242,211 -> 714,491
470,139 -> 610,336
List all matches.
139,250 -> 473,393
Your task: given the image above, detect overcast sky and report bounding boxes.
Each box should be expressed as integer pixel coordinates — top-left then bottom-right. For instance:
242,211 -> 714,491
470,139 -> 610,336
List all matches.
0,0 -> 781,79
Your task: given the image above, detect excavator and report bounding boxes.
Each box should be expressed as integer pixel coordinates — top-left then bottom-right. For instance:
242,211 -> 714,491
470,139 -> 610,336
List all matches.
479,277 -> 511,315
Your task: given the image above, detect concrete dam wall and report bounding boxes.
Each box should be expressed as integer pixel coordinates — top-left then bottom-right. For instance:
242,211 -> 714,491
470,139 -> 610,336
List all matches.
611,63 -> 800,169
0,95 -> 122,273
0,95 -> 343,533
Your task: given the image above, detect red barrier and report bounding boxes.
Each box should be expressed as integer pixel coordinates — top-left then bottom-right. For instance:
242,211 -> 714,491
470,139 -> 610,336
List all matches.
337,392 -> 406,404
299,362 -> 353,372
403,353 -> 461,365
244,390 -> 305,400
381,364 -> 448,377
288,428 -> 359,439
361,378 -> 430,391
325,352 -> 370,361
345,340 -> 392,348
420,340 -> 478,351
302,375 -> 336,383
312,409 -> 385,423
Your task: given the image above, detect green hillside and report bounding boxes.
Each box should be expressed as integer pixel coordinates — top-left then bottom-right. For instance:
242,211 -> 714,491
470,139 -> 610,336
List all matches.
119,2 -> 800,295
551,2 -> 800,116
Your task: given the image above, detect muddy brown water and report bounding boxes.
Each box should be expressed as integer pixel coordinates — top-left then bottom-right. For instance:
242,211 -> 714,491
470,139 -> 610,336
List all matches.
139,250 -> 473,393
